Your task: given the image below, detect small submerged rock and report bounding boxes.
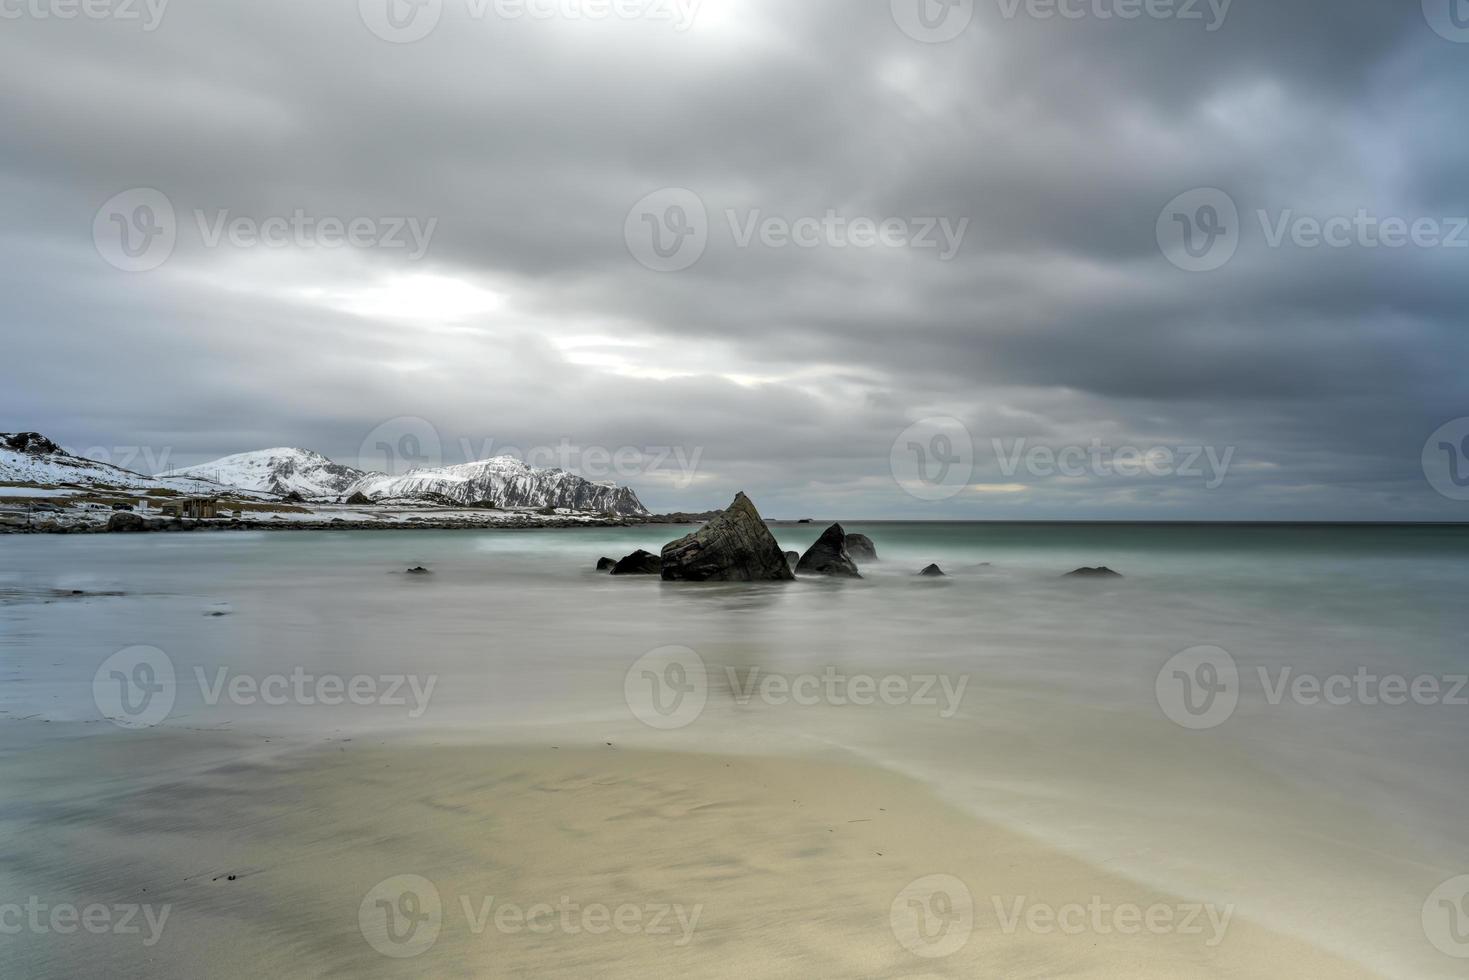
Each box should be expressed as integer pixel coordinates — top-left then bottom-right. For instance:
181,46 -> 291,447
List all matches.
406,566 -> 432,575
1066,567 -> 1122,578
596,557 -> 617,572
845,533 -> 878,563
796,524 -> 862,578
611,550 -> 662,576
919,564 -> 946,577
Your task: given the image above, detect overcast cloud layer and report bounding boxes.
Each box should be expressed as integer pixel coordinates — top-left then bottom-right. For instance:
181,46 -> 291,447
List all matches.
2,0 -> 1467,518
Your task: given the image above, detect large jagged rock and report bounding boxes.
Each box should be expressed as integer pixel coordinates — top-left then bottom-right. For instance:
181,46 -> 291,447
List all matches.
796,523 -> 862,578
845,533 -> 878,563
611,550 -> 662,576
660,493 -> 795,582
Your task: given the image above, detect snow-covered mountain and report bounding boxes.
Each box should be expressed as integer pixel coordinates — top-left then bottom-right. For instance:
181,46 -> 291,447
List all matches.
346,457 -> 648,515
0,432 -> 224,494
162,448 -> 365,498
162,445 -> 648,515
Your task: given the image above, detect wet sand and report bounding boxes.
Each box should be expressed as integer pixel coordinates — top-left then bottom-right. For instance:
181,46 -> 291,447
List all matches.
0,727 -> 1381,978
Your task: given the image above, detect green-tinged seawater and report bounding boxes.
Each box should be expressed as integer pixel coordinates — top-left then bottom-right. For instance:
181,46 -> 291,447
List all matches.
2,522 -> 1467,977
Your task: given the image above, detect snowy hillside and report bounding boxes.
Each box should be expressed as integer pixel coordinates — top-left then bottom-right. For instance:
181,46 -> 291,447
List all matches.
1,432 -> 226,495
162,448 -> 365,498
346,457 -> 648,515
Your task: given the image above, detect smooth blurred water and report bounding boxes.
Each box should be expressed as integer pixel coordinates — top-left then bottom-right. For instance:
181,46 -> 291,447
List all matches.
2,523 -> 1468,977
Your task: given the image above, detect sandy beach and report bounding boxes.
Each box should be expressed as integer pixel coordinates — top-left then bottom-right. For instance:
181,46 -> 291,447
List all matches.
0,725 -> 1380,979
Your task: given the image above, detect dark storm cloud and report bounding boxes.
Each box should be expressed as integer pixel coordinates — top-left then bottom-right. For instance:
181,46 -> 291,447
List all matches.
1,0 -> 1467,518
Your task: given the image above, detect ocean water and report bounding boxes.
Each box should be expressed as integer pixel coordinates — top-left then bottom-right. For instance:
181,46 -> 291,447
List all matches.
2,523 -> 1468,977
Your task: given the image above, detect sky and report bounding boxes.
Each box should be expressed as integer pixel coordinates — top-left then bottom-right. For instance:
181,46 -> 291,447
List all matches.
2,0 -> 1468,519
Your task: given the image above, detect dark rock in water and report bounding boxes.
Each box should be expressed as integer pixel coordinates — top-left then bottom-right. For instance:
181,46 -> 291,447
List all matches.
796,524 -> 862,578
611,550 -> 663,576
660,493 -> 795,582
919,564 -> 946,577
785,551 -> 800,567
797,519 -> 814,524
845,533 -> 878,563
107,511 -> 147,533
596,557 -> 617,572
345,492 -> 374,506
1066,567 -> 1122,578
406,566 -> 431,575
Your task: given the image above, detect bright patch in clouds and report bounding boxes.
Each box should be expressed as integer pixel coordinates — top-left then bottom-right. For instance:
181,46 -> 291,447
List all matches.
311,274 -> 506,323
